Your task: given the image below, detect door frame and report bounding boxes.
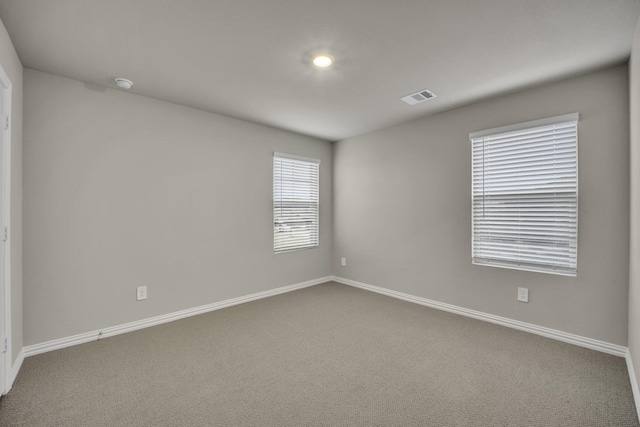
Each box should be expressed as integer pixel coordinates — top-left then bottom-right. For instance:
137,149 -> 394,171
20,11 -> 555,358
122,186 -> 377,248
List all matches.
0,63 -> 12,396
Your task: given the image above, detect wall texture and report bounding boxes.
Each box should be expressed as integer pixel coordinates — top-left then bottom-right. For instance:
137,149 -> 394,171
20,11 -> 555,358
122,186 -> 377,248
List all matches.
23,69 -> 332,346
0,18 -> 22,369
629,17 -> 640,394
333,64 -> 630,345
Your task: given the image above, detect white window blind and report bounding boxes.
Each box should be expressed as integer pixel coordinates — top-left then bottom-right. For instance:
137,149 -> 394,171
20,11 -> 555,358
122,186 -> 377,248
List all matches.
273,153 -> 320,253
470,113 -> 578,276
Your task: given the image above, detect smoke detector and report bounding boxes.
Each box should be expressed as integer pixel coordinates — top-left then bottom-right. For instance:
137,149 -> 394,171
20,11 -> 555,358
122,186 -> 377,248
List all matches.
114,78 -> 133,90
401,89 -> 437,105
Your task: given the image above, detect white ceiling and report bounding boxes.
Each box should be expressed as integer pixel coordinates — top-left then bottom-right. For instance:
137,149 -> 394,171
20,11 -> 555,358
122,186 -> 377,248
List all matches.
0,0 -> 638,141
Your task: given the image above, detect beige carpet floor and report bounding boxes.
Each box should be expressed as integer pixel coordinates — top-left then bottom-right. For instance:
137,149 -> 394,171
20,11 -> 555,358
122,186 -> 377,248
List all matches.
0,281 -> 638,426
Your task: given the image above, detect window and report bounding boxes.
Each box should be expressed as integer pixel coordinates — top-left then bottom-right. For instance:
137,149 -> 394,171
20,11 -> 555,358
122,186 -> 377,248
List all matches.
273,153 -> 320,253
470,113 -> 578,276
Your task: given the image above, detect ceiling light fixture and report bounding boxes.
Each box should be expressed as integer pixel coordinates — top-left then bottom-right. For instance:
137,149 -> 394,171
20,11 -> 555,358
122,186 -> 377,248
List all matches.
114,78 -> 133,89
312,55 -> 333,68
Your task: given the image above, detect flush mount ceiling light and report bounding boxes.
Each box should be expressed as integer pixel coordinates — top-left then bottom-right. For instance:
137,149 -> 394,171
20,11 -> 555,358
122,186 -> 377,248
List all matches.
312,54 -> 333,68
114,78 -> 133,89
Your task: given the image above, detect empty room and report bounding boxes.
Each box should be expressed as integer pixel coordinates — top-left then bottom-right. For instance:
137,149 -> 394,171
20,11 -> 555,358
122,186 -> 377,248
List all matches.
0,0 -> 639,426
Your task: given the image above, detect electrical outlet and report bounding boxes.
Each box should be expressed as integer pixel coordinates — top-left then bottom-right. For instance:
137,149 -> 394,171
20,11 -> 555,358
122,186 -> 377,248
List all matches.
517,287 -> 529,303
341,257 -> 347,267
137,286 -> 147,301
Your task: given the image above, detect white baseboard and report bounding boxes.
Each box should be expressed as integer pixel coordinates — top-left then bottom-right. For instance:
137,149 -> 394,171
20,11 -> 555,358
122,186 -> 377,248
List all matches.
331,276 -> 627,357
18,275 -> 632,374
5,347 -> 23,393
24,276 -> 332,357
626,349 -> 640,421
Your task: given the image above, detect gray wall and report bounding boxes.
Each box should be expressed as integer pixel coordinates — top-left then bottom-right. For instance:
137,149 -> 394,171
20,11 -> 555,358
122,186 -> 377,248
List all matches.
629,18 -> 640,390
333,64 -> 630,345
23,69 -> 332,346
0,18 -> 22,367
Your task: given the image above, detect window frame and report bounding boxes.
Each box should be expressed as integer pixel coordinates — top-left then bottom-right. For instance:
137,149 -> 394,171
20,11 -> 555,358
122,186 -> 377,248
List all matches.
469,113 -> 579,276
273,152 -> 320,253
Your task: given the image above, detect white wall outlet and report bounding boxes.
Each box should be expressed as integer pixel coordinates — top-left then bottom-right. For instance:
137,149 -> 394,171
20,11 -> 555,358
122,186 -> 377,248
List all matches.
341,257 -> 347,267
137,286 -> 147,301
517,287 -> 529,303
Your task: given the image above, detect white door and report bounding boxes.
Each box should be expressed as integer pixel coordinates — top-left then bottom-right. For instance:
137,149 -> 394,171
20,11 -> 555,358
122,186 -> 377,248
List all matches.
0,66 -> 10,395
0,80 -> 6,395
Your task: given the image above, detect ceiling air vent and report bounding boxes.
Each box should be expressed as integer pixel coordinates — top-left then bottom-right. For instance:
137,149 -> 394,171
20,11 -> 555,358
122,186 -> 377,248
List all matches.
401,89 -> 437,105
